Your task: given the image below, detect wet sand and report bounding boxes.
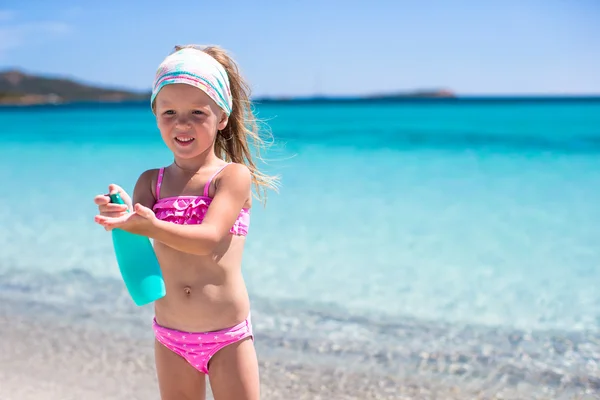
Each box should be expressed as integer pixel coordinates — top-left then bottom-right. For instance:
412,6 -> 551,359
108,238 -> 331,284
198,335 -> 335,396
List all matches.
0,311 -> 432,400
0,301 -> 598,400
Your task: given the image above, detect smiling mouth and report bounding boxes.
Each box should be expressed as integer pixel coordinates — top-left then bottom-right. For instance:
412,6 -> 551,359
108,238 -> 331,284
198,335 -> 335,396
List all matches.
175,137 -> 195,146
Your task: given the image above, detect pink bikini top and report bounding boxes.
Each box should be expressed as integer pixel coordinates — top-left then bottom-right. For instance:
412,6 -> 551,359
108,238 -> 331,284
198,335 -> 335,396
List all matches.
152,163 -> 250,236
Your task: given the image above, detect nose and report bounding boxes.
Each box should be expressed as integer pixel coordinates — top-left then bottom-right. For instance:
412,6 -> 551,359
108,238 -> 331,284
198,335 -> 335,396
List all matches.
174,115 -> 191,129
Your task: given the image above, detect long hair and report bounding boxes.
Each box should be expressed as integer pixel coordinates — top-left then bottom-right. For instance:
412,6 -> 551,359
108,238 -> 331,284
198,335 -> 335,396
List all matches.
173,44 -> 280,203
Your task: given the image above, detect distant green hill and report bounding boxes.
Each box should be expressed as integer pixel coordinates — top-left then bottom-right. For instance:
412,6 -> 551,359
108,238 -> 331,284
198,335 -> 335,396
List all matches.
0,69 -> 458,106
0,70 -> 150,105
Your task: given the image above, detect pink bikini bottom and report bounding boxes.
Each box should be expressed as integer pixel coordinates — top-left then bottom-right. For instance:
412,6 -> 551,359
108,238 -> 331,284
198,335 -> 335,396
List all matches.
152,314 -> 253,375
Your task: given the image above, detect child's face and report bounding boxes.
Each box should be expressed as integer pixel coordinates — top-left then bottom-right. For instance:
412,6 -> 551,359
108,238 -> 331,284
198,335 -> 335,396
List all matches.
154,84 -> 228,160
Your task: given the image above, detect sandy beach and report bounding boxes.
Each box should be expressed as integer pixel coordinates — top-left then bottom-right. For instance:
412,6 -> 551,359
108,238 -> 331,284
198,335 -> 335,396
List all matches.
0,305 -> 433,400
0,297 -> 598,400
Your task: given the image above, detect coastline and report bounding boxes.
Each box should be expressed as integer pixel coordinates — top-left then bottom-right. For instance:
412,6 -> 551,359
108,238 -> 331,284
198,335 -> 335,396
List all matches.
0,70 -> 455,106
3,96 -> 600,110
1,291 -> 598,400
3,69 -> 598,108
0,300 -> 435,400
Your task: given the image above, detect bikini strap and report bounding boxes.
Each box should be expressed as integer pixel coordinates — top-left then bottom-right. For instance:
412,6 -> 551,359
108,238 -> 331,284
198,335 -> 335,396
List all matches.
156,167 -> 165,199
203,163 -> 232,197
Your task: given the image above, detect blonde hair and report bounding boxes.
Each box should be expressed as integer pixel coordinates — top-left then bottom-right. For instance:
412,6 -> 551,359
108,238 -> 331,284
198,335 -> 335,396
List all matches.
171,44 -> 280,203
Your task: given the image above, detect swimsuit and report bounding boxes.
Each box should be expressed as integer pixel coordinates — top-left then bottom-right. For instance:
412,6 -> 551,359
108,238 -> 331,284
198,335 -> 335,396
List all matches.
151,162 -> 253,374
152,162 -> 250,235
153,315 -> 253,375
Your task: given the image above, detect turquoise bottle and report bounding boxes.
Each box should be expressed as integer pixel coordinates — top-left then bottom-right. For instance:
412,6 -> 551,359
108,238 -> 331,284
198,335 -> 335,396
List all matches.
109,192 -> 166,306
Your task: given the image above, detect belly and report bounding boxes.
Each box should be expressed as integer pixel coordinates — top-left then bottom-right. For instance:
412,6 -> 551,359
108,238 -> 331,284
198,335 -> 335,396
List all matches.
152,237 -> 250,332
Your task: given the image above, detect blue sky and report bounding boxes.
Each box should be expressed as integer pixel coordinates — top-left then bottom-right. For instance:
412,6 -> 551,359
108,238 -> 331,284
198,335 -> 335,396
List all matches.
0,0 -> 599,96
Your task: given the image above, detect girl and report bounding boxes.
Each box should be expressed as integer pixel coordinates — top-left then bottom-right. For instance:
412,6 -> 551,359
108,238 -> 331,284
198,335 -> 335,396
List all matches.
94,44 -> 278,400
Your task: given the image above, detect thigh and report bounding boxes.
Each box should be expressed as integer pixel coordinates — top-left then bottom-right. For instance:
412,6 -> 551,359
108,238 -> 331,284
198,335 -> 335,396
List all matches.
208,337 -> 260,400
155,339 -> 207,400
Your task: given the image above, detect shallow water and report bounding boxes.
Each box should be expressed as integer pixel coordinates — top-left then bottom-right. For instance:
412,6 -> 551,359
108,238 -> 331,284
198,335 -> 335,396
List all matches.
1,100 -> 600,395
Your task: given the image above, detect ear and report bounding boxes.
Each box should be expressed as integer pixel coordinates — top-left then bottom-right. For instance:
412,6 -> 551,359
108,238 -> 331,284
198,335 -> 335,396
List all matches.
217,111 -> 229,131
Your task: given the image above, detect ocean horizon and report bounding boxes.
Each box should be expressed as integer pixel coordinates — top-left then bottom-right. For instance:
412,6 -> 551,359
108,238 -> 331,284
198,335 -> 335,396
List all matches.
1,99 -> 599,396
2,94 -> 600,108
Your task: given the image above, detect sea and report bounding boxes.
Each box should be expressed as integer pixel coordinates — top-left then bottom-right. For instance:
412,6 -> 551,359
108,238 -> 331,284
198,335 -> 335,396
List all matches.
1,99 -> 600,396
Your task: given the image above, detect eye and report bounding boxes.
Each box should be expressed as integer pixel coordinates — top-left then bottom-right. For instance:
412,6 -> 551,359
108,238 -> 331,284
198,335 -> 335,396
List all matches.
163,110 -> 175,115
192,110 -> 204,115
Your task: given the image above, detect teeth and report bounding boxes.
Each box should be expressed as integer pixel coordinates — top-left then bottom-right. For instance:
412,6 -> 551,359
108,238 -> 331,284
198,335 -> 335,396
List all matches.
177,137 -> 193,142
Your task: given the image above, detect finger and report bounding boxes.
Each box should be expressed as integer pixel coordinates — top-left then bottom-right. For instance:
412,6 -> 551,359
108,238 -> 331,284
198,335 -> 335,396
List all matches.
98,219 -> 121,230
99,211 -> 128,218
108,184 -> 125,195
98,203 -> 129,213
108,184 -> 133,207
94,217 -> 111,230
134,203 -> 150,211
95,213 -> 130,226
94,194 -> 110,205
94,216 -> 115,231
133,203 -> 153,217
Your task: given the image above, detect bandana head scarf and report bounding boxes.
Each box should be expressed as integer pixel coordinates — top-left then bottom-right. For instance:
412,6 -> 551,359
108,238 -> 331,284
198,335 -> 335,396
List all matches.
151,47 -> 232,115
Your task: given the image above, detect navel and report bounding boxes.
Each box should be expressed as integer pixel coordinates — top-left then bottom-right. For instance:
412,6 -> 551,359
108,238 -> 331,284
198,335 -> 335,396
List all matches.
183,286 -> 192,296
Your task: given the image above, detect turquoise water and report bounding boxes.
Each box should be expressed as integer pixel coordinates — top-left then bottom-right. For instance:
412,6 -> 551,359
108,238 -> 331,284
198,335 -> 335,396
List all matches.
1,100 -> 600,392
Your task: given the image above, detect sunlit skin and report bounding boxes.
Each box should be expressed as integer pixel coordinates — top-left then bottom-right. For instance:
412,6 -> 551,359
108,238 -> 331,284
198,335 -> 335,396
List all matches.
155,84 -> 229,170
93,82 -> 259,400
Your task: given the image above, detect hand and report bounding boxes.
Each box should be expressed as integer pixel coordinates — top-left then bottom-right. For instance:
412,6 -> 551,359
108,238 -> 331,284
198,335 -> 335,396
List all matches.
93,184 -> 155,235
95,202 -> 157,236
94,184 -> 131,230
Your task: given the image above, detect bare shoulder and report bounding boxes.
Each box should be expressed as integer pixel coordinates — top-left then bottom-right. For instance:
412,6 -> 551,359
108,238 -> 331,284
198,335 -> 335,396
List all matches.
138,168 -> 160,189
133,168 -> 161,207
214,163 -> 252,203
221,163 -> 251,182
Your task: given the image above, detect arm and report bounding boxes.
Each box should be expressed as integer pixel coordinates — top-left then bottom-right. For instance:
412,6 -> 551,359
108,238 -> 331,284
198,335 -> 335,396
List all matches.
147,163 -> 251,256
132,169 -> 159,210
